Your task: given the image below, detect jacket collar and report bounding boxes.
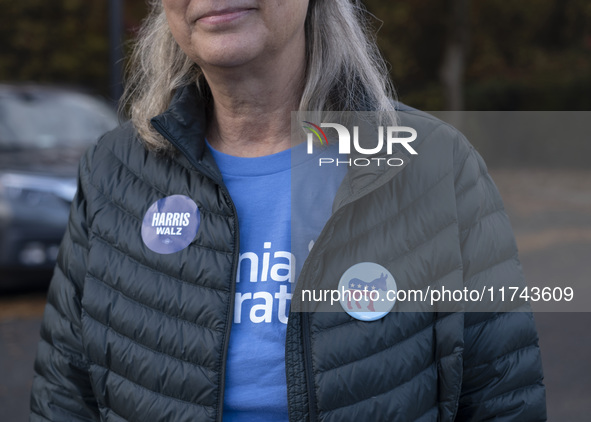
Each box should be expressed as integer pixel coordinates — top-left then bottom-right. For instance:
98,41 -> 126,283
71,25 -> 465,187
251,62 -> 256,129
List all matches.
150,84 -> 225,184
150,83 -> 208,162
150,84 -> 409,211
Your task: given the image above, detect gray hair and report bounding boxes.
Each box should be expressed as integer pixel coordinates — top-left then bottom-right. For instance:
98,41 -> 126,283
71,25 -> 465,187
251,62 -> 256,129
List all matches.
121,0 -> 396,153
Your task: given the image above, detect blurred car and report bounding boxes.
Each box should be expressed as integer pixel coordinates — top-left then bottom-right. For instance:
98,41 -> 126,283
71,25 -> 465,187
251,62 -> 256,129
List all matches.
0,84 -> 118,290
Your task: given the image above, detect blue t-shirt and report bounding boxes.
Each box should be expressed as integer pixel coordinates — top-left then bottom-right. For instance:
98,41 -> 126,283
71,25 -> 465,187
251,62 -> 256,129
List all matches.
208,141 -> 345,421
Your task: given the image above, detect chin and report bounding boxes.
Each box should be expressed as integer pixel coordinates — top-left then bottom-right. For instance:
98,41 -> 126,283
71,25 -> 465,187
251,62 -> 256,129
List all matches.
205,52 -> 256,68
190,31 -> 267,69
198,49 -> 264,70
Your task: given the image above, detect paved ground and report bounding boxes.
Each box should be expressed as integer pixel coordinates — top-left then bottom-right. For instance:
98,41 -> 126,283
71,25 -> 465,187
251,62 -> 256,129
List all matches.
0,314 -> 43,421
0,168 -> 590,421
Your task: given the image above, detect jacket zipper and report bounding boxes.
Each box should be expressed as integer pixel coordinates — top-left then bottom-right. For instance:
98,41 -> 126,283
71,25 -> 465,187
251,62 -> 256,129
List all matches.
216,187 -> 239,422
296,181 -> 382,421
150,120 -> 239,422
294,160 -> 408,419
295,206 -> 346,422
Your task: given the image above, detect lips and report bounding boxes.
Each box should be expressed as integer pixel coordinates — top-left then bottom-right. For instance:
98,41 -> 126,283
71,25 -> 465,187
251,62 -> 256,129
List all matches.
196,7 -> 255,25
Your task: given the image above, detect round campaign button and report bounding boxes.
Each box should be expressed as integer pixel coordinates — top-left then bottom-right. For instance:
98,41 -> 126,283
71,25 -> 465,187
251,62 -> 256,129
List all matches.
338,262 -> 397,321
141,195 -> 200,254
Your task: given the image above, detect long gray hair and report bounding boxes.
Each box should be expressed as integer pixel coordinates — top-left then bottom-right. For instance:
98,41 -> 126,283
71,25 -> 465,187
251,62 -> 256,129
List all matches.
121,0 -> 396,152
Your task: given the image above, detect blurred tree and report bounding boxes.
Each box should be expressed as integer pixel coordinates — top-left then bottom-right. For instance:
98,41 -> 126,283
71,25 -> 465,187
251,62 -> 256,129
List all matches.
363,0 -> 448,109
440,0 -> 470,111
0,0 -> 108,91
0,0 -> 148,99
0,0 -> 588,110
364,0 -> 591,110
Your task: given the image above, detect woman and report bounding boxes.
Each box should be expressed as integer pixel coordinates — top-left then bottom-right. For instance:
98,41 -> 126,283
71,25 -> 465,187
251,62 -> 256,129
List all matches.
30,1 -> 546,421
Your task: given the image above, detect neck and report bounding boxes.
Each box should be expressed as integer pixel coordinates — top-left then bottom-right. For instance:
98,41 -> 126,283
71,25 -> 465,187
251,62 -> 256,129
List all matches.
203,41 -> 306,157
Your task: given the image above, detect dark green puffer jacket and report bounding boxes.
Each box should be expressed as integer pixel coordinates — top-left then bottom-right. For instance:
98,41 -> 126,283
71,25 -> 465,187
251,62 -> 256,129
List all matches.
30,84 -> 546,421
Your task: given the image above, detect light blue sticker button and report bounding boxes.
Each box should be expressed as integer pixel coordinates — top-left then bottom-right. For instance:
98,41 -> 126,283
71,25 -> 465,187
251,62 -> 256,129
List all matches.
338,262 -> 397,321
141,195 -> 200,254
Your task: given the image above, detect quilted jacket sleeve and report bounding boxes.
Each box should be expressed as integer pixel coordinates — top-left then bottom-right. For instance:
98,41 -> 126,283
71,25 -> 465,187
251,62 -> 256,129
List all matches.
30,146 -> 99,421
453,144 -> 546,421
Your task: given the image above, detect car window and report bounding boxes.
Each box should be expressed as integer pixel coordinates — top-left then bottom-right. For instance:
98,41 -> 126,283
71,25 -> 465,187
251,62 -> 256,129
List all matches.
0,89 -> 118,149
